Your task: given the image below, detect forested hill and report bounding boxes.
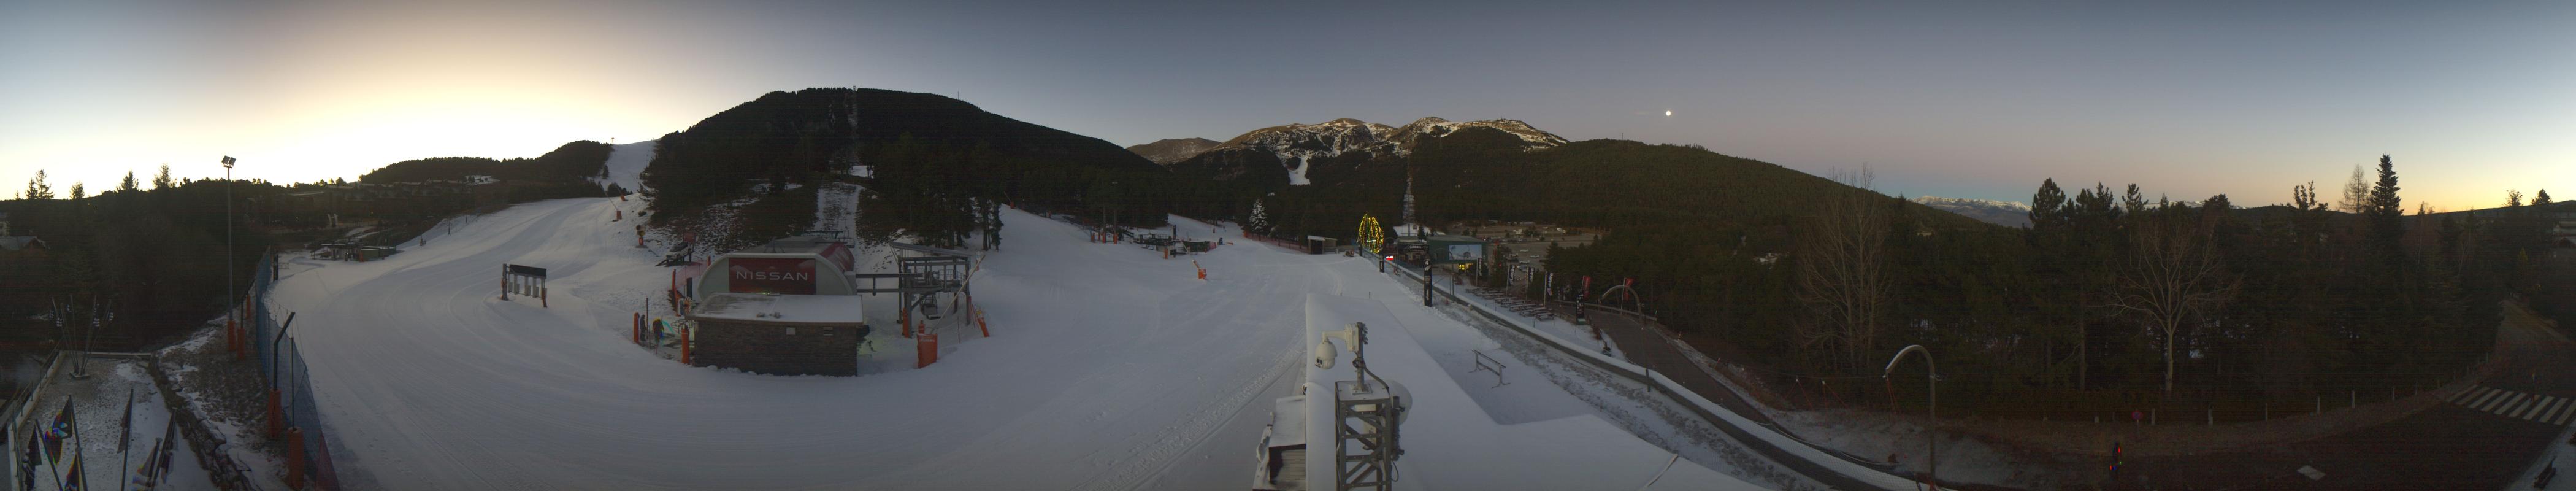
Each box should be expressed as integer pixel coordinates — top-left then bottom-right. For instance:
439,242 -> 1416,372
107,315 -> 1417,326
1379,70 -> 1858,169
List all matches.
1248,129 -> 1995,242
643,88 -> 1182,228
360,140 -> 613,184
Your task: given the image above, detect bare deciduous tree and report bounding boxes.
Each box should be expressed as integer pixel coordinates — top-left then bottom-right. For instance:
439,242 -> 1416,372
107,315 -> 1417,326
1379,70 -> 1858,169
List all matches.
2340,165 -> 2371,214
2111,203 -> 2241,392
1795,168 -> 1890,368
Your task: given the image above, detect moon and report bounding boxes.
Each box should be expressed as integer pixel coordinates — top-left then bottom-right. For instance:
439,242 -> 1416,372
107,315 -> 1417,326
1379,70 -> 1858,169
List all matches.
1664,110 -> 1673,117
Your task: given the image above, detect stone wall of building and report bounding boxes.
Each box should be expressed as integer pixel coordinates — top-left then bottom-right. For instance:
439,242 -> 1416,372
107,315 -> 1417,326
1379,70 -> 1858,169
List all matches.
691,319 -> 864,376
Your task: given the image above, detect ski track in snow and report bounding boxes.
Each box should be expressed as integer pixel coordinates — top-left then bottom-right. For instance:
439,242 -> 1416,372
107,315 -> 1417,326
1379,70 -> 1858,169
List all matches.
274,196 -> 1777,490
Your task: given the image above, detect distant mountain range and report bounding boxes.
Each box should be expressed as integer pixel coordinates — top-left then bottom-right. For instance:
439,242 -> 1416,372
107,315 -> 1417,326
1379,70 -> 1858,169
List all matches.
1910,196 -> 2031,227
1151,117 -> 1566,190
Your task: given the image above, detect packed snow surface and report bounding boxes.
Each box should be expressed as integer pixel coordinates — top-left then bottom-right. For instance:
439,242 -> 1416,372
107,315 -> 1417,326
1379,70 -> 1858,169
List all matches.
600,141 -> 654,193
270,196 -> 1764,490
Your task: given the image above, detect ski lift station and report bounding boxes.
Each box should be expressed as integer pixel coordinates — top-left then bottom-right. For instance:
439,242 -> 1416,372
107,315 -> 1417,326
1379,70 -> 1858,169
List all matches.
683,234 -> 975,376
686,235 -> 871,376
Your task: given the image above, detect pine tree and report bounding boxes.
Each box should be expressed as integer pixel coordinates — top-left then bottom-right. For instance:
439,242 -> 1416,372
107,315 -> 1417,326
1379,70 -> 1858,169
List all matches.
153,164 -> 174,190
2367,155 -> 2405,251
2028,179 -> 2067,230
1248,198 -> 1272,236
23,169 -> 52,200
118,171 -> 137,193
2537,190 -> 2555,207
69,182 -> 83,200
2122,184 -> 2148,217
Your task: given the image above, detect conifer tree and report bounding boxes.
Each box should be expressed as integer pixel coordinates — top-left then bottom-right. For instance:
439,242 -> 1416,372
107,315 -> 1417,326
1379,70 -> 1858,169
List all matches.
1248,198 -> 1272,236
23,169 -> 52,200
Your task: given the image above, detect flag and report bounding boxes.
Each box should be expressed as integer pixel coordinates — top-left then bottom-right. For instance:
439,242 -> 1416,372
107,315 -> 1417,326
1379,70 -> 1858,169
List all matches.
61,455 -> 83,491
154,417 -> 176,485
133,437 -> 161,487
14,423 -> 29,491
42,400 -> 71,464
119,389 -> 134,454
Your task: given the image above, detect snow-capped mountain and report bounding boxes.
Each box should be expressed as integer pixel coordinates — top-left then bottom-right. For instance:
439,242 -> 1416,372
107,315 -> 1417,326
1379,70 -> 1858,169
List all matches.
1912,196 -> 2033,227
1211,117 -> 1565,163
1168,117 -> 1568,188
1124,137 -> 1219,164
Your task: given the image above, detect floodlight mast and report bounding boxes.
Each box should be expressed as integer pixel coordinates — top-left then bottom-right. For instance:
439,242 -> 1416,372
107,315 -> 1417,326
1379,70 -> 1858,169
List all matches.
1884,344 -> 1938,490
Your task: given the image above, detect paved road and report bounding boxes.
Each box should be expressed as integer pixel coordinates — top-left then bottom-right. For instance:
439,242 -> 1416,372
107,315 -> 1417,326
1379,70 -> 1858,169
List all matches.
1585,301 -> 2576,490
2123,303 -> 2576,490
1584,309 -> 1793,431
1573,307 -> 2000,490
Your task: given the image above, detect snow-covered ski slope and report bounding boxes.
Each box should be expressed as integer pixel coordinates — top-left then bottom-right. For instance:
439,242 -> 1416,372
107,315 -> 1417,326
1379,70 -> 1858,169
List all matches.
271,196 -> 1760,490
599,141 -> 653,192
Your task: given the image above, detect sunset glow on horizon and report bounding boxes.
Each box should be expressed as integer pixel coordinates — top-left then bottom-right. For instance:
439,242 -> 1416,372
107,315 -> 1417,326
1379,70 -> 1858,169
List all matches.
4,1 -> 2569,211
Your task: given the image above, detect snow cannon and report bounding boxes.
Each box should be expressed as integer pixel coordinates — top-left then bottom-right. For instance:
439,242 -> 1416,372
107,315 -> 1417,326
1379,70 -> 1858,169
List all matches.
1268,315 -> 1409,490
1311,322 -> 1411,427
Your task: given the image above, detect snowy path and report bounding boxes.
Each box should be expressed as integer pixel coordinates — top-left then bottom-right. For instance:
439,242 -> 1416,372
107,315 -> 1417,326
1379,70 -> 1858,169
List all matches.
274,196 -> 1771,490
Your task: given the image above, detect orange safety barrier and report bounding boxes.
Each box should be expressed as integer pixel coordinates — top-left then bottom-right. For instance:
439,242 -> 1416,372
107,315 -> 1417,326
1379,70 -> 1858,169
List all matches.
917,333 -> 940,368
285,427 -> 308,489
266,388 -> 284,438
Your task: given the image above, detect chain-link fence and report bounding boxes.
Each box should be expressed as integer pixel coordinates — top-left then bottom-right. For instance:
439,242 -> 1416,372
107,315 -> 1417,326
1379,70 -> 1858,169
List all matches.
247,252 -> 340,490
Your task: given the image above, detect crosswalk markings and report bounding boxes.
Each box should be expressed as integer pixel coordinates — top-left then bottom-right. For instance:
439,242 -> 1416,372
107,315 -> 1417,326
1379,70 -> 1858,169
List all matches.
2477,387 -> 2506,407
2450,385 -> 2574,425
2517,396 -> 2554,419
2497,396 -> 2531,416
2496,393 -> 2529,414
2467,387 -> 2502,409
2480,390 -> 2516,412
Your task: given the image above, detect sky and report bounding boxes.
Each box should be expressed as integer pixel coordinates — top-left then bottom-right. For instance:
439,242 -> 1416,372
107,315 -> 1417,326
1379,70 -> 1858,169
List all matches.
3,1 -> 2570,211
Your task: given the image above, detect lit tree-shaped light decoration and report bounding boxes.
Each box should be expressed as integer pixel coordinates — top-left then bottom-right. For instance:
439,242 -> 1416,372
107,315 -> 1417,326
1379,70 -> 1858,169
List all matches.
1357,214 -> 1387,256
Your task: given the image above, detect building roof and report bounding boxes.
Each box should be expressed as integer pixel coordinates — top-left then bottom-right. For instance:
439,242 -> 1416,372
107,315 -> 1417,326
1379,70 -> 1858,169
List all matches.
732,236 -> 858,275
0,236 -> 46,252
691,292 -> 866,325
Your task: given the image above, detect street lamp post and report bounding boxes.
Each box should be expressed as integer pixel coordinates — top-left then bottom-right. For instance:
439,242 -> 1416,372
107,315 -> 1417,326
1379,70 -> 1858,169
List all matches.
1885,344 -> 1937,490
1421,232 -> 1436,308
223,156 -> 236,330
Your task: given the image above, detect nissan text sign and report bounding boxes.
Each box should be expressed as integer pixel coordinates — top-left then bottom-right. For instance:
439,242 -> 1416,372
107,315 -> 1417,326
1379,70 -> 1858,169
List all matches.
729,258 -> 818,295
